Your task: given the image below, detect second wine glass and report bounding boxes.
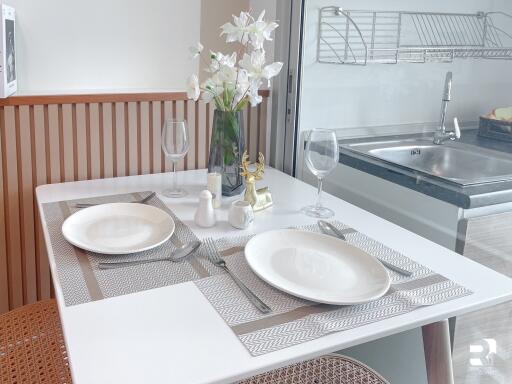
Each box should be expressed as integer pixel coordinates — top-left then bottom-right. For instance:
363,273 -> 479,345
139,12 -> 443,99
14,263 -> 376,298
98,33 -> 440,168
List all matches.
161,119 -> 189,198
301,129 -> 339,218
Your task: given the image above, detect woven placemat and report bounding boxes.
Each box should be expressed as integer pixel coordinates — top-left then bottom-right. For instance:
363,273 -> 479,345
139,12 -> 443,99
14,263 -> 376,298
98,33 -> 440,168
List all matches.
194,222 -> 473,356
42,191 -> 221,306
43,194 -> 472,357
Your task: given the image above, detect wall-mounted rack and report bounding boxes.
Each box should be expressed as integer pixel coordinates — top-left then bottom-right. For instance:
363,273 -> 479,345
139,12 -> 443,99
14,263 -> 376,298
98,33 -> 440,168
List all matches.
318,6 -> 512,65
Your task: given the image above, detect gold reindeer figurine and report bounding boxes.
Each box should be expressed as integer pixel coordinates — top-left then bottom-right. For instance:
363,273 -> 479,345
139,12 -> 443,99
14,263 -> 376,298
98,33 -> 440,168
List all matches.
240,151 -> 273,212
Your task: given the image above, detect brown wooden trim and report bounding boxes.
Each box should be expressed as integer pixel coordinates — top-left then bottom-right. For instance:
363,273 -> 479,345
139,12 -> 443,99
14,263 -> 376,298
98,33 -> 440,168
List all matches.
3,107 -> 23,308
0,90 -> 270,107
136,102 -> 142,175
85,104 -> 92,180
71,105 -> 78,180
14,107 -> 27,303
0,107 -> 9,311
123,103 -> 129,176
194,101 -> 199,170
43,106 -> 51,184
99,103 -> 105,179
206,103 -> 211,166
149,101 -> 156,174
111,103 -> 117,177
183,101 -> 189,170
160,101 -> 165,172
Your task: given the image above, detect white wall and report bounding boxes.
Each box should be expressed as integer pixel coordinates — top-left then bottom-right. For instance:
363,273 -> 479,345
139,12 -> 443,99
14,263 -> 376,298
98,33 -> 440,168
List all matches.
300,0 -> 512,134
9,0 -> 278,95
9,0 -> 201,93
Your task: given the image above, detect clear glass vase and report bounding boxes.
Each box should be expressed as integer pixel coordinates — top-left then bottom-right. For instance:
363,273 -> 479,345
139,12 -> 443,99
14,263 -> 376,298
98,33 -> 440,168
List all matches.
208,110 -> 245,196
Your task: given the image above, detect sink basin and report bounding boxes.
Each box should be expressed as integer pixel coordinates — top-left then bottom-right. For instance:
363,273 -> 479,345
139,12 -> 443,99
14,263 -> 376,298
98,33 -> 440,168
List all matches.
342,138 -> 512,186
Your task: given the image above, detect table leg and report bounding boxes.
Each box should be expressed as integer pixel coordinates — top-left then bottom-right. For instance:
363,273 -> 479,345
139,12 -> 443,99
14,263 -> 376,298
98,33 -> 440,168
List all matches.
422,320 -> 454,384
448,316 -> 456,354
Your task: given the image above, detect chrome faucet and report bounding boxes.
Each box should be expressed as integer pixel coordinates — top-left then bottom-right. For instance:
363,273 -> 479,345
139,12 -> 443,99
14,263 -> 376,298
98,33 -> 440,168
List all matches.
433,71 -> 461,145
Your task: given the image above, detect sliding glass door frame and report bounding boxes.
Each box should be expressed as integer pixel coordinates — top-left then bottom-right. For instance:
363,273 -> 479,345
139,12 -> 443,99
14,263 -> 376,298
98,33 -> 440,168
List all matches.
269,0 -> 305,176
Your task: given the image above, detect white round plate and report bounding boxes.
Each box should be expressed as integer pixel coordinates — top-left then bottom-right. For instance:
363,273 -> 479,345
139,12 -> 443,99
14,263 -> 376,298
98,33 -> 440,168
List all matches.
245,229 -> 390,305
62,203 -> 175,255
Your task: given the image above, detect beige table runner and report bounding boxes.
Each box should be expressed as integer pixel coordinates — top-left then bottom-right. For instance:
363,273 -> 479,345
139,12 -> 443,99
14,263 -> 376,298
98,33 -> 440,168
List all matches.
194,222 -> 472,356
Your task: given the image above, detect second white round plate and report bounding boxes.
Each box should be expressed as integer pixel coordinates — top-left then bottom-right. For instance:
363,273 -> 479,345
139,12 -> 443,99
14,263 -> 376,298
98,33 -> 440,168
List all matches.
62,203 -> 175,255
245,229 -> 390,305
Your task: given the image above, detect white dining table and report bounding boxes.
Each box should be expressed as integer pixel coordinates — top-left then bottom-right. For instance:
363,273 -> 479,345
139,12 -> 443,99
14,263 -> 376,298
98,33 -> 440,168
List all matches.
36,168 -> 512,384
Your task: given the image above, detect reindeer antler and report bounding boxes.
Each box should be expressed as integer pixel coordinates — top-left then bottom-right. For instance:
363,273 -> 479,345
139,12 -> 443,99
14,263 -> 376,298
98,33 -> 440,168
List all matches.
240,151 -> 251,178
254,152 -> 265,180
240,150 -> 265,180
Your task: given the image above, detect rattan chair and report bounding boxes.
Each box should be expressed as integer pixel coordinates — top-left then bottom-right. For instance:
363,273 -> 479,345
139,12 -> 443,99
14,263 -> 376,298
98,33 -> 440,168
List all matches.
238,354 -> 389,384
0,299 -> 72,384
1,300 -> 388,384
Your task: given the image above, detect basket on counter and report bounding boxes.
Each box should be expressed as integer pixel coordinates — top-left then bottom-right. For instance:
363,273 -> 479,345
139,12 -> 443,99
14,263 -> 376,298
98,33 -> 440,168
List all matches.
478,116 -> 512,142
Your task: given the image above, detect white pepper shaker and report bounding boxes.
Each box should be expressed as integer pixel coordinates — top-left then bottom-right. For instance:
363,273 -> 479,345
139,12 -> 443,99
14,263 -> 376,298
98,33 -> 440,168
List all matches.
194,190 -> 216,227
207,172 -> 222,208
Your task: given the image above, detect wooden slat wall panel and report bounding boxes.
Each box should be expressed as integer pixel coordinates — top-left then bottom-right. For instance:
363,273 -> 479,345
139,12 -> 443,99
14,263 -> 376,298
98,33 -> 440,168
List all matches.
18,107 -> 37,304
102,103 -> 114,179
196,102 -> 208,169
76,105 -> 88,181
0,107 -> 9,313
0,92 -> 270,313
249,105 -> 259,163
89,104 -> 101,180
33,106 -> 51,301
140,102 -> 150,175
3,107 -> 23,308
150,102 -> 161,174
62,105 -> 74,182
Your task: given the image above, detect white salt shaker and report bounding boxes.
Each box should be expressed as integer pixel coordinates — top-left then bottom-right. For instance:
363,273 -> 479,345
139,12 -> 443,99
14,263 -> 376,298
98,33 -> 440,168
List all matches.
207,172 -> 222,208
194,190 -> 216,227
228,200 -> 254,230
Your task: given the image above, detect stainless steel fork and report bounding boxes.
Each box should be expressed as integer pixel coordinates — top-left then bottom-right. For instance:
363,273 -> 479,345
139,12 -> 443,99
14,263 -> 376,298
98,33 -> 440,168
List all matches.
205,238 -> 272,314
74,192 -> 156,208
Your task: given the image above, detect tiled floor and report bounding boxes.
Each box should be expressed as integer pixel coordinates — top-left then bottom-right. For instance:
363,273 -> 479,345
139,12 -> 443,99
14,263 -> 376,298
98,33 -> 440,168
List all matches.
453,302 -> 512,384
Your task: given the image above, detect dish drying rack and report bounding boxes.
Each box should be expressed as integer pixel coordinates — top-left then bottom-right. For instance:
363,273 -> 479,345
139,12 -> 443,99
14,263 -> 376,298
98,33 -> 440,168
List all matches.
318,6 -> 512,65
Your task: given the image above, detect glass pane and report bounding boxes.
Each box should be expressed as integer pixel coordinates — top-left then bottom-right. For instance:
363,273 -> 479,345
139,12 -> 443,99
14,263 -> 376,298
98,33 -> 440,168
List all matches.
296,1 -> 512,382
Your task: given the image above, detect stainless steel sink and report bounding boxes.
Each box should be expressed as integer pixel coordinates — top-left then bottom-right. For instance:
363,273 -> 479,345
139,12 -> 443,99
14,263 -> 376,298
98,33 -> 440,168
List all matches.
341,138 -> 512,186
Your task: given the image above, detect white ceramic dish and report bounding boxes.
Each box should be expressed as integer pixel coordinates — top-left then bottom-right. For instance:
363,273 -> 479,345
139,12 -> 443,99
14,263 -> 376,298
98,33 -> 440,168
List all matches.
62,203 -> 175,255
245,229 -> 390,305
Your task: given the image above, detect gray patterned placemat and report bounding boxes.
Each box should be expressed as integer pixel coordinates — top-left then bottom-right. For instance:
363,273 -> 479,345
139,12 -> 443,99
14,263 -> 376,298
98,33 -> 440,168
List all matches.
194,222 -> 473,356
43,191 -> 221,306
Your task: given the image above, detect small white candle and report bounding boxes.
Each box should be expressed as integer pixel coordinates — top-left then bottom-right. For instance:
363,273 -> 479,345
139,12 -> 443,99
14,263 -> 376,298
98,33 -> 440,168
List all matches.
207,172 -> 222,208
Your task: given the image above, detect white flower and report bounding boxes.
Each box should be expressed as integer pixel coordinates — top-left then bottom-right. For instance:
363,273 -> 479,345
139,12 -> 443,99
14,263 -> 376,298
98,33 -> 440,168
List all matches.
239,50 -> 283,86
233,70 -> 250,106
220,11 -> 252,45
208,51 -> 237,73
188,42 -> 204,59
187,9 -> 282,110
216,65 -> 238,84
248,79 -> 263,107
220,11 -> 278,50
186,74 -> 200,101
247,11 -> 279,50
201,78 -> 223,103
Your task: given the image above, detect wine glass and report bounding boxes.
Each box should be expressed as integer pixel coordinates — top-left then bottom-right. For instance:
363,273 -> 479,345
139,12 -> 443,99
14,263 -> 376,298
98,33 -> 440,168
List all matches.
301,129 -> 339,218
161,119 -> 189,198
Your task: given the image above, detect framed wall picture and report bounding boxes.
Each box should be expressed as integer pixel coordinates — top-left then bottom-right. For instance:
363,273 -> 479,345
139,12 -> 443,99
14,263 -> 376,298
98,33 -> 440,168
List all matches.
1,4 -> 16,98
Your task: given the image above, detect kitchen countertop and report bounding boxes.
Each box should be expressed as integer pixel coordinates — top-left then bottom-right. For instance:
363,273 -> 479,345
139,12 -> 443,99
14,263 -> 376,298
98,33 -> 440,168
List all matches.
339,129 -> 512,209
